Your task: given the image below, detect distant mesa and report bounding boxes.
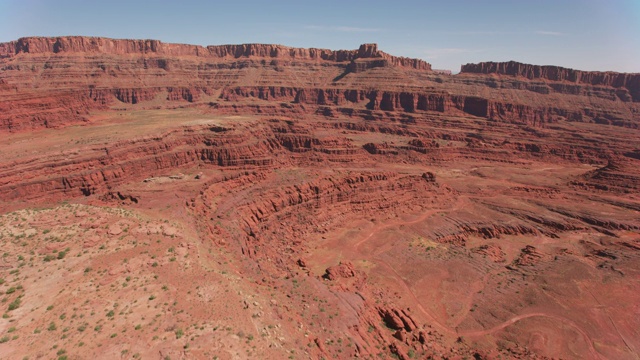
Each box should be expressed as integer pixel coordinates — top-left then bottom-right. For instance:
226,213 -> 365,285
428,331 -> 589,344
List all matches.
461,60 -> 640,101
0,36 -> 431,71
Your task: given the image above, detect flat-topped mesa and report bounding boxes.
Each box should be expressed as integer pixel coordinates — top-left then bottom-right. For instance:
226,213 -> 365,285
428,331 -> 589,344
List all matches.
355,43 -> 431,71
0,36 -> 431,70
461,61 -> 640,101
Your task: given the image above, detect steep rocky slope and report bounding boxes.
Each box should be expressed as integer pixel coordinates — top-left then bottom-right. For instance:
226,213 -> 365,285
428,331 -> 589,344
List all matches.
0,37 -> 639,360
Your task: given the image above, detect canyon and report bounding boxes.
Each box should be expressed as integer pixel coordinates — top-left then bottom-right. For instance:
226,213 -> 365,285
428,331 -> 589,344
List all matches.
0,36 -> 639,360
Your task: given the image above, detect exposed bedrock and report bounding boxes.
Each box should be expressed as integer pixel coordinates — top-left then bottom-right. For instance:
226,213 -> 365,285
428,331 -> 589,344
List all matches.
461,60 -> 640,102
0,128 -> 278,202
221,86 -> 599,127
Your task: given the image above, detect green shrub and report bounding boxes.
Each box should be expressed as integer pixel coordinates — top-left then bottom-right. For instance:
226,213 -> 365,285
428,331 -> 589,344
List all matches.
7,298 -> 21,311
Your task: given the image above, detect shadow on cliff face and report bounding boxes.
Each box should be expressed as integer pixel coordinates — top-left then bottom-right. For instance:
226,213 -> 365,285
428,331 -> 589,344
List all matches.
463,97 -> 488,117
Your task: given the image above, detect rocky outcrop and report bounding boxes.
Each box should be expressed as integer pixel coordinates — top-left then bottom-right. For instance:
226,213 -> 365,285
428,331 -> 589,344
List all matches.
0,126 -> 277,202
378,307 -> 418,332
575,156 -> 640,193
358,44 -> 431,70
512,245 -> 545,267
166,87 -> 201,102
473,244 -> 507,263
113,88 -> 159,104
461,61 -> 640,101
324,261 -> 357,280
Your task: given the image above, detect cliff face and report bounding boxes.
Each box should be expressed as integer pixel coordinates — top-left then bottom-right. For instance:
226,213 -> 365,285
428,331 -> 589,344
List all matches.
461,61 -> 640,101
219,86 -> 598,128
0,37 -> 431,70
1,36 -> 638,133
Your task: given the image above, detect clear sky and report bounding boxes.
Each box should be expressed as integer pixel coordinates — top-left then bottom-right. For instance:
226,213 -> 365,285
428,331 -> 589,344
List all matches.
1,0 -> 638,73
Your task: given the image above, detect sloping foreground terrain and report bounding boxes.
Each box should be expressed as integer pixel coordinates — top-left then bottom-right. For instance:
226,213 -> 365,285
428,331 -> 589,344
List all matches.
0,36 -> 639,360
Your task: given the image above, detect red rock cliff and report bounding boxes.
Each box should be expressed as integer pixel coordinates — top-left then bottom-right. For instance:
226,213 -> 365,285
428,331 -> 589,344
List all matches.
460,61 -> 640,101
0,36 -> 431,70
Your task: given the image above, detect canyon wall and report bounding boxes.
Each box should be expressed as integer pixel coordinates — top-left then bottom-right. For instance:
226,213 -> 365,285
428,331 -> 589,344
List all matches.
461,61 -> 640,101
1,36 -> 638,132
0,37 -> 431,70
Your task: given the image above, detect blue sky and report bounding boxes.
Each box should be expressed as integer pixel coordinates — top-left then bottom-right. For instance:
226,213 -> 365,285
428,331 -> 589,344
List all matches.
1,0 -> 638,72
